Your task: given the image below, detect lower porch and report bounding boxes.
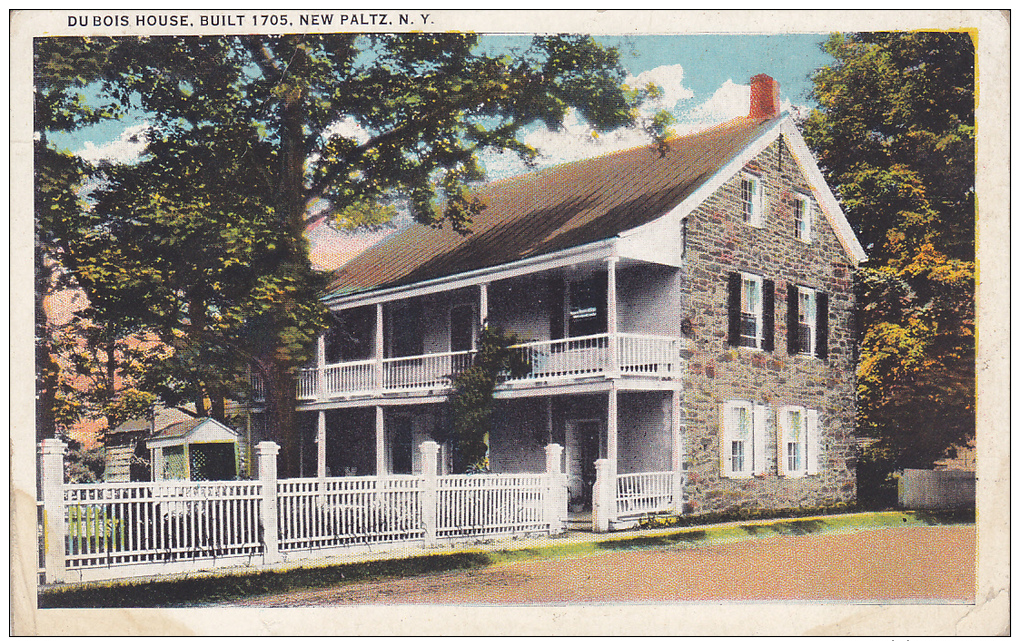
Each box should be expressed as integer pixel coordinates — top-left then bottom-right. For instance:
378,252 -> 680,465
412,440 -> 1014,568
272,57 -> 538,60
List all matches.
298,387 -> 687,531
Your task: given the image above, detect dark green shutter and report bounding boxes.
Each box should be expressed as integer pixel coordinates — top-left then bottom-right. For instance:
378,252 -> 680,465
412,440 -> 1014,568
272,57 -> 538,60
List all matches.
787,284 -> 799,354
816,292 -> 829,360
762,279 -> 775,352
727,272 -> 741,347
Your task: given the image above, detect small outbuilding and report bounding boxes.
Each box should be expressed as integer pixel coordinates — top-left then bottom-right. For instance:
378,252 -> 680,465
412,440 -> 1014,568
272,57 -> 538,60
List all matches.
147,417 -> 240,481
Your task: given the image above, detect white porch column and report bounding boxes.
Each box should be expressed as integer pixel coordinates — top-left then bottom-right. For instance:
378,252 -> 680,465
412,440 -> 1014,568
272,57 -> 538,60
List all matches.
375,303 -> 385,391
607,386 -> 618,474
478,282 -> 489,329
375,405 -> 386,475
592,458 -> 613,533
671,388 -> 685,514
606,256 -> 619,375
316,333 -> 327,400
39,439 -> 67,583
316,410 -> 327,478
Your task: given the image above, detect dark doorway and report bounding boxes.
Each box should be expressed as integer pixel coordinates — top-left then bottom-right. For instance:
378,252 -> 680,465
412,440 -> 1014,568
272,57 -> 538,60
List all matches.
391,414 -> 414,475
566,419 -> 603,510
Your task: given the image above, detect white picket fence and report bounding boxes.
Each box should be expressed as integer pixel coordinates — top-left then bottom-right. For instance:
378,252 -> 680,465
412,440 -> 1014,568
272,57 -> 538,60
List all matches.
37,440 -> 569,584
63,481 -> 264,573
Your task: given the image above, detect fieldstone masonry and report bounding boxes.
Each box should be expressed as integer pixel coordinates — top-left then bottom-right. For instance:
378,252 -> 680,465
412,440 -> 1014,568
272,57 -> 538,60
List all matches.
681,136 -> 857,513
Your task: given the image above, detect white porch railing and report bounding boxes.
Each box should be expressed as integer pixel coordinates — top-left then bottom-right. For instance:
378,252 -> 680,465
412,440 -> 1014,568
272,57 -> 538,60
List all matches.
298,333 -> 683,400
593,461 -> 685,532
615,471 -> 677,519
38,439 -> 568,584
384,350 -> 473,391
324,359 -> 375,396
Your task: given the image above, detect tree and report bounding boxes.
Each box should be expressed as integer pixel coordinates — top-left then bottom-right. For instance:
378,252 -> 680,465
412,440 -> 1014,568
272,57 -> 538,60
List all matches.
802,32 -> 975,501
36,34 -> 662,476
34,37 -> 127,441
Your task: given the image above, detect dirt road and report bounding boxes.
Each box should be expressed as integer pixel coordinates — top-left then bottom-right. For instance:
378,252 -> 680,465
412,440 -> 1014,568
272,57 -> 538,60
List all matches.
223,525 -> 975,606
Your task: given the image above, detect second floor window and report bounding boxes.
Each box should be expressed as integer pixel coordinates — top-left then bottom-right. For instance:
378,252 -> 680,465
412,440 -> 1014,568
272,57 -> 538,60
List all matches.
728,271 -> 774,351
787,284 -> 829,359
567,272 -> 607,338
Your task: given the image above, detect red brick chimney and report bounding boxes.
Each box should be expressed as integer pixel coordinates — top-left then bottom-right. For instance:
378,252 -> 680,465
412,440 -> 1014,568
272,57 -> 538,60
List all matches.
749,74 -> 780,119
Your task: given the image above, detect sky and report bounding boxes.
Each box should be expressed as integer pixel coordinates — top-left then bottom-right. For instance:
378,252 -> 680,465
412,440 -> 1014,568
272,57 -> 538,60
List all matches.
52,33 -> 836,269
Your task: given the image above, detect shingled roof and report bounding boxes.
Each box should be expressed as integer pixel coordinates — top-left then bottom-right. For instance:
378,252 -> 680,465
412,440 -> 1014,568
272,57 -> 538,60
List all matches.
327,115 -> 777,297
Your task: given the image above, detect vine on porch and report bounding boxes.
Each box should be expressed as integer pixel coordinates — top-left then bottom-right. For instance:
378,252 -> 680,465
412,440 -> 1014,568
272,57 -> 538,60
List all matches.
438,326 -> 531,473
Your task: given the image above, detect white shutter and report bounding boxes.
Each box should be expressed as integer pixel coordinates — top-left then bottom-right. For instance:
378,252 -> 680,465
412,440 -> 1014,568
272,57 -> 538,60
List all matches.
752,404 -> 768,476
720,402 -> 733,477
806,409 -> 821,475
777,407 -> 789,476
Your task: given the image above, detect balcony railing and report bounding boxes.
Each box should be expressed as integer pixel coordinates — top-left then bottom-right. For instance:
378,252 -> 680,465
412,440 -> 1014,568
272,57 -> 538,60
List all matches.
297,333 -> 685,401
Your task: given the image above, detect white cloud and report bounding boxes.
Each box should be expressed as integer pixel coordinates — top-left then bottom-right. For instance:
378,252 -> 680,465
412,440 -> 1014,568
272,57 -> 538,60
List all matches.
627,63 -> 695,115
678,79 -> 749,128
76,122 -> 150,165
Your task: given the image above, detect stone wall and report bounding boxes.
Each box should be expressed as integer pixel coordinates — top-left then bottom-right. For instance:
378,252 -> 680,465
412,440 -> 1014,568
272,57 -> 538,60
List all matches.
681,136 -> 857,513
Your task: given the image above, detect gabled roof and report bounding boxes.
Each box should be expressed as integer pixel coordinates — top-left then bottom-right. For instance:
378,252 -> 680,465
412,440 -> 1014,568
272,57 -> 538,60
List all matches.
150,417 -> 236,442
328,116 -> 776,297
326,113 -> 865,299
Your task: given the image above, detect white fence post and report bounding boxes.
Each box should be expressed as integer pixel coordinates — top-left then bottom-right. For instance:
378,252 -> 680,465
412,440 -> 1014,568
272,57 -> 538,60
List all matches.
256,441 -> 282,564
420,440 -> 439,545
544,443 -> 566,534
592,458 -> 613,533
39,439 -> 67,584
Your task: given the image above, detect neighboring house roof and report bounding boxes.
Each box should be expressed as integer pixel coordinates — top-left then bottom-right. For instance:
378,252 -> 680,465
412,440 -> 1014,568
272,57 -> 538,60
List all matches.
326,110 -> 866,301
148,417 -> 237,446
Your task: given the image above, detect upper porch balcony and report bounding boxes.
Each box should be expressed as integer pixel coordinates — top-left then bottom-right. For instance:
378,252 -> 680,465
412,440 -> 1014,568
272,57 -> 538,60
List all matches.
297,332 -> 687,401
300,256 -> 690,405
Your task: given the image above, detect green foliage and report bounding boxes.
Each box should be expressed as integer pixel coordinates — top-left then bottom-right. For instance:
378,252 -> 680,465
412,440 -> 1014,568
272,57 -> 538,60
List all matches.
802,32 -> 975,472
441,326 -> 531,472
638,501 -> 856,530
64,438 -> 106,483
35,34 -> 648,474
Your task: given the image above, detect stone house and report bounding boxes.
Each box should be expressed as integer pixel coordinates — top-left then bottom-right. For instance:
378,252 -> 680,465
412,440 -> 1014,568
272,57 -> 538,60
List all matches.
294,74 -> 866,525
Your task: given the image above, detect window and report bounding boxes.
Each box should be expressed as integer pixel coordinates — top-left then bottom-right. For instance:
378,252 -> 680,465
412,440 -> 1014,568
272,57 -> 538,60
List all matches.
797,287 -> 816,355
450,304 -> 476,353
567,272 -> 607,337
786,285 -> 829,359
778,406 -> 821,477
740,174 -> 764,226
721,401 -> 768,478
387,302 -> 423,358
794,193 -> 812,242
728,272 -> 774,351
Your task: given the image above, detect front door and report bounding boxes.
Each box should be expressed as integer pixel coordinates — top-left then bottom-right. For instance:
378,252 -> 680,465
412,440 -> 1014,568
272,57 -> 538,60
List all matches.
565,419 -> 603,510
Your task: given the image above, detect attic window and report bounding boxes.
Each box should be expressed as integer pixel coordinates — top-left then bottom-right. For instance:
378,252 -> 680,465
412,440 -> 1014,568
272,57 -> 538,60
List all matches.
794,193 -> 812,242
740,174 -> 764,227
